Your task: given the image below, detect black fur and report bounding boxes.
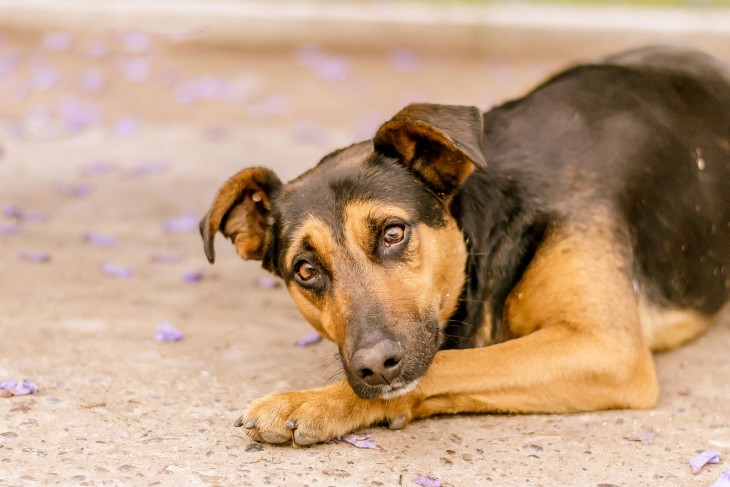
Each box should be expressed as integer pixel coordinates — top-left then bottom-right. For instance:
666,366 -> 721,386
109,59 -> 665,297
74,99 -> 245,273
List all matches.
443,47 -> 730,348
262,46 -> 729,351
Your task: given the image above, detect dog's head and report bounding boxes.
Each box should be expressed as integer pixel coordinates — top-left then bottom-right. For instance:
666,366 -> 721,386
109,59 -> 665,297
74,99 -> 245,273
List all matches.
200,104 -> 486,399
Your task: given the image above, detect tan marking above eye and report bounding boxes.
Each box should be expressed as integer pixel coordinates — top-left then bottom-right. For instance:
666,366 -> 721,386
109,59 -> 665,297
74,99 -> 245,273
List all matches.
343,201 -> 412,254
283,216 -> 336,273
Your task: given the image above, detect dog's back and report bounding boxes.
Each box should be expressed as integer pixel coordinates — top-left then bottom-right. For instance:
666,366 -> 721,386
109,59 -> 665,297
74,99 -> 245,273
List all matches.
467,47 -> 729,350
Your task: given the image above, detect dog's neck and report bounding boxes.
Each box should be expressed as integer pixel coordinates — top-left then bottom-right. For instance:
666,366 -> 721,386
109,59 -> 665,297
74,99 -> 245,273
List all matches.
443,168 -> 548,349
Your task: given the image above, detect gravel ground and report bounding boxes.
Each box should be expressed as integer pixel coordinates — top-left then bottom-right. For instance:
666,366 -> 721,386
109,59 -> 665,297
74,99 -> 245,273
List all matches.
0,22 -> 729,487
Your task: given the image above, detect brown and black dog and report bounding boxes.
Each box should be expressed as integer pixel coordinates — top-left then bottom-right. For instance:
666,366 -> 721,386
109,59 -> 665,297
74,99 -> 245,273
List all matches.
200,46 -> 729,446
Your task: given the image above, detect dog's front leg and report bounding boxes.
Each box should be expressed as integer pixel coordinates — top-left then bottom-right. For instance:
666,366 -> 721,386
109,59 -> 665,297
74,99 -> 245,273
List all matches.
414,221 -> 660,418
237,381 -> 418,446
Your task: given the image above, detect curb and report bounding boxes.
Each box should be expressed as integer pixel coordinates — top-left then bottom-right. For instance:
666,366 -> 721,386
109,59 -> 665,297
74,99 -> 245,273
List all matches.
0,1 -> 729,58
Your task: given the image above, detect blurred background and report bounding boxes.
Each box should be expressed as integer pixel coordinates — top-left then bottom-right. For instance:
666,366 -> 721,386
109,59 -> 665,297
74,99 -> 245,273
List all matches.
1,1 -> 729,486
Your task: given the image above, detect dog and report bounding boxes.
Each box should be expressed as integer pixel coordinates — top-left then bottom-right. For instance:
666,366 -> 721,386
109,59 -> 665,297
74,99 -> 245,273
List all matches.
200,46 -> 729,446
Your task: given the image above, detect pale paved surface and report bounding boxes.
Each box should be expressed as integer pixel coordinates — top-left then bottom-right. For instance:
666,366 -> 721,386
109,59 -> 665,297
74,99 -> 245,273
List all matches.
0,24 -> 729,487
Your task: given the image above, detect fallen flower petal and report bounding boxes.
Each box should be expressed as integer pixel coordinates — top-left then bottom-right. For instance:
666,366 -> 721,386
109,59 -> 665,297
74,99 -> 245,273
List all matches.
3,203 -> 21,218
56,183 -> 92,197
388,49 -> 420,72
0,221 -> 21,234
183,268 -> 205,283
625,429 -> 656,445
295,331 -> 322,346
691,450 -> 721,474
121,31 -> 151,52
151,252 -> 184,263
18,251 -> 50,263
710,471 -> 730,487
341,433 -> 377,449
101,262 -> 133,278
414,476 -> 440,487
0,378 -> 38,396
43,32 -> 72,51
114,116 -> 140,138
80,68 -> 106,92
131,160 -> 169,177
254,276 -> 280,289
155,321 -> 184,342
162,213 -> 198,233
81,160 -> 112,176
84,232 -> 117,247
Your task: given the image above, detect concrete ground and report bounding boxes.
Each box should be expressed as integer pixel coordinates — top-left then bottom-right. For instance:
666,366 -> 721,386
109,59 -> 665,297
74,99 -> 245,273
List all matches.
0,6 -> 729,486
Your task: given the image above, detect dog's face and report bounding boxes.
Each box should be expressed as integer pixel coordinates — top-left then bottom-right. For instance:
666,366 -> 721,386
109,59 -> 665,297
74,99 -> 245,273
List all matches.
201,104 -> 487,399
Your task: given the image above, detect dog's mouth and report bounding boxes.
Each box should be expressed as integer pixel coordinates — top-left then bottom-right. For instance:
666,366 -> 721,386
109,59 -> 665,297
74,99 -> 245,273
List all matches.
346,375 -> 422,400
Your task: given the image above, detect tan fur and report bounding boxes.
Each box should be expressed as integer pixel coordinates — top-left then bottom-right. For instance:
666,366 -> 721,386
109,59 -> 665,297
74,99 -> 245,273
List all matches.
638,297 -> 713,352
239,216 -> 663,445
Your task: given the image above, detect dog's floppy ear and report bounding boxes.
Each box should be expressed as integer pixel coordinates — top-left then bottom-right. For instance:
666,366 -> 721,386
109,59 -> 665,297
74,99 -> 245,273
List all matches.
373,103 -> 487,195
200,167 -> 282,264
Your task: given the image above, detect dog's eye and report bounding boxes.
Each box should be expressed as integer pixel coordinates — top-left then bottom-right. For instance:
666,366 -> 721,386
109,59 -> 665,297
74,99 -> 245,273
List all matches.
383,225 -> 405,246
295,260 -> 319,282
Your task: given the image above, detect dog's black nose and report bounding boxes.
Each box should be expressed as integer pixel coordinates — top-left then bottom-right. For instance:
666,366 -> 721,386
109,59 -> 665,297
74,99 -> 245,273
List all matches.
350,339 -> 404,386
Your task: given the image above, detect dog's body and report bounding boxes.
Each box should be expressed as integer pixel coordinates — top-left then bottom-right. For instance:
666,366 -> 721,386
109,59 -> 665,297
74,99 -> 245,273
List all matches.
201,46 -> 730,446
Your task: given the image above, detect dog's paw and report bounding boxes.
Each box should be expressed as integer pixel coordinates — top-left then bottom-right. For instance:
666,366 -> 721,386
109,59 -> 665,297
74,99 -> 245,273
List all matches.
235,382 -> 416,446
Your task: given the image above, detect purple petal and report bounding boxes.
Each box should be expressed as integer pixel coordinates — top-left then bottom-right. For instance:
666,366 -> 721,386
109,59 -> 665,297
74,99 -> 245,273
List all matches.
295,331 -> 322,347
6,121 -> 26,139
341,433 -> 377,449
56,183 -> 92,197
121,31 -> 151,52
58,96 -> 101,133
84,232 -> 117,247
291,121 -> 327,146
80,68 -> 106,92
101,262 -> 133,278
3,203 -> 22,218
12,379 -> 38,395
87,40 -> 108,60
314,57 -> 349,83
414,476 -> 440,487
119,56 -> 150,83
691,450 -> 721,474
21,211 -> 49,223
0,221 -> 21,234
151,252 -> 184,263
254,276 -> 281,289
388,49 -> 420,72
114,117 -> 140,138
43,32 -> 72,52
2,204 -> 46,222
81,160 -> 113,176
131,159 -> 169,177
711,472 -> 730,487
18,251 -> 50,263
625,429 -> 656,445
162,213 -> 198,233
155,321 -> 184,342
183,268 -> 205,283
205,125 -> 229,141
31,65 -> 59,91
0,378 -> 17,390
248,93 -> 290,120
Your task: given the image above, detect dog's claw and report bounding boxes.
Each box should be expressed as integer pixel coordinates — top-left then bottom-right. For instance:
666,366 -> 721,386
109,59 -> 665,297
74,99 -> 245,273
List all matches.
388,415 -> 407,430
285,419 -> 297,429
259,431 -> 290,444
234,416 -> 245,428
244,419 -> 256,429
